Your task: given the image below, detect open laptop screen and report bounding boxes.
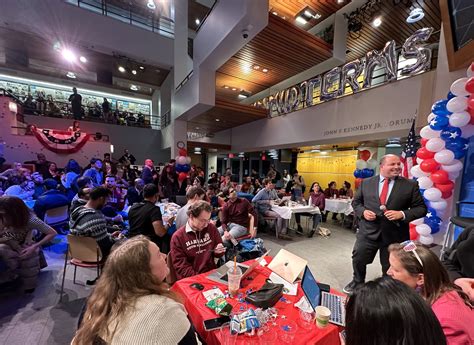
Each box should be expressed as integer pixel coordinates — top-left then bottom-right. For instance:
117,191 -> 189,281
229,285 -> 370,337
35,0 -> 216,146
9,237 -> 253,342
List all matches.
301,266 -> 320,311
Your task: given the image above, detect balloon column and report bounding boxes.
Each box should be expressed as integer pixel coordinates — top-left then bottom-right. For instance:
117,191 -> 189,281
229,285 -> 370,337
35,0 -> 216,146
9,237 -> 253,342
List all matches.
354,149 -> 377,188
175,144 -> 192,182
409,63 -> 474,245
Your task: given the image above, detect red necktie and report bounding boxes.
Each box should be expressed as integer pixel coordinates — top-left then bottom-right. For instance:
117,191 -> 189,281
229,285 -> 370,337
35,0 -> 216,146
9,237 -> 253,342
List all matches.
379,178 -> 390,206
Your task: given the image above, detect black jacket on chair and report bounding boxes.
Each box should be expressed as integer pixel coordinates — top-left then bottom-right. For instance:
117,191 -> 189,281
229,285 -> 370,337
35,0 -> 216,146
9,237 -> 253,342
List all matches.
442,226 -> 474,281
352,175 -> 427,246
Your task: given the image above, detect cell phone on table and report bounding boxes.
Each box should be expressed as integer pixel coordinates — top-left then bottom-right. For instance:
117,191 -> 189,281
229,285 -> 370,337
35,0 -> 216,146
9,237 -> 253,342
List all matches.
203,316 -> 231,331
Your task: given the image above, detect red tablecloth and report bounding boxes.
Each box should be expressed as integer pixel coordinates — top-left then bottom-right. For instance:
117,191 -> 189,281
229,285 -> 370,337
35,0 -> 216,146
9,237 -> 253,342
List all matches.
171,257 -> 342,345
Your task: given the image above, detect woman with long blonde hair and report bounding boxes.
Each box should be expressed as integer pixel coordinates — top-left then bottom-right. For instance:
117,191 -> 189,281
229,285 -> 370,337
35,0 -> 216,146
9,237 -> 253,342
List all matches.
72,236 -> 199,345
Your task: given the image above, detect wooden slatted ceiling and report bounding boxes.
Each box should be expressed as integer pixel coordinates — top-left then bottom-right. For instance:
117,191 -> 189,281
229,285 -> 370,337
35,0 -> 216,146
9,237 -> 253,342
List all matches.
216,14 -> 332,102
346,0 -> 441,61
187,99 -> 267,134
269,0 -> 350,29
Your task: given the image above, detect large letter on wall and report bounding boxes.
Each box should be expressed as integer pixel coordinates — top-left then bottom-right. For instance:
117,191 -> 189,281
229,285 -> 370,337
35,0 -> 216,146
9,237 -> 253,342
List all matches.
363,40 -> 397,88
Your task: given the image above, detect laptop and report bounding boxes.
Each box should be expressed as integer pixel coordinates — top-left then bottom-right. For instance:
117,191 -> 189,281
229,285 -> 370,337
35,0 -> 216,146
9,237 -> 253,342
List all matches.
268,249 -> 307,283
207,250 -> 271,285
300,266 -> 346,326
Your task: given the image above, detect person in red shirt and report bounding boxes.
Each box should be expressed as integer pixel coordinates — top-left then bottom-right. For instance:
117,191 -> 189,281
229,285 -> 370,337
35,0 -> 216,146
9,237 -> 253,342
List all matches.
388,242 -> 474,345
218,186 -> 258,245
170,201 -> 226,280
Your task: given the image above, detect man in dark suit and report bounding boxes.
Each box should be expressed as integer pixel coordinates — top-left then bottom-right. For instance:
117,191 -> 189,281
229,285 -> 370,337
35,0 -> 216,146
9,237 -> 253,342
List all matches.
343,154 -> 427,294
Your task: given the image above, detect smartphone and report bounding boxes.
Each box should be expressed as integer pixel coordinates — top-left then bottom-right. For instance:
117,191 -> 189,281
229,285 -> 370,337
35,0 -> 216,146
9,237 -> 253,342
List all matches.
203,316 -> 231,331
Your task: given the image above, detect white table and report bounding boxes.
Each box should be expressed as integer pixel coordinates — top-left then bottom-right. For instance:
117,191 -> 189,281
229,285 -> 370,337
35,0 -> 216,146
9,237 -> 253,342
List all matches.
271,204 -> 320,220
325,198 -> 354,215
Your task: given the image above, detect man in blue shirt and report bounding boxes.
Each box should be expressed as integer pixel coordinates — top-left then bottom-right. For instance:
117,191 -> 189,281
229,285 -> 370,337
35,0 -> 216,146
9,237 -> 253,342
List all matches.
252,178 -> 291,240
34,179 -> 69,220
83,158 -> 104,187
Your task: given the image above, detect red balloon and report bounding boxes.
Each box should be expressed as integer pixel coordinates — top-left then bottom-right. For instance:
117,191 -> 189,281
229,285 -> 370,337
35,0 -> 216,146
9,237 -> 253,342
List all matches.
355,178 -> 363,189
359,150 -> 371,161
468,95 -> 474,110
420,159 -> 440,173
435,180 -> 455,193
421,138 -> 429,147
416,147 -> 435,160
178,149 -> 187,157
178,172 -> 187,182
465,77 -> 474,94
430,170 -> 449,184
470,111 -> 474,125
409,227 -> 419,241
441,190 -> 453,199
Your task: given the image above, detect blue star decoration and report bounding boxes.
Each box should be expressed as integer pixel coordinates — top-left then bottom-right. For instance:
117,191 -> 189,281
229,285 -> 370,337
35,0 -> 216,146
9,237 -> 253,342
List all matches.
281,324 -> 292,332
449,132 -> 459,139
426,212 -> 434,218
430,119 -> 437,126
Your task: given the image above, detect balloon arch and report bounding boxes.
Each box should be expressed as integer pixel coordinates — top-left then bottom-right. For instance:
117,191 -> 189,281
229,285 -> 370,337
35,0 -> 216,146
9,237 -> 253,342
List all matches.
409,63 -> 474,245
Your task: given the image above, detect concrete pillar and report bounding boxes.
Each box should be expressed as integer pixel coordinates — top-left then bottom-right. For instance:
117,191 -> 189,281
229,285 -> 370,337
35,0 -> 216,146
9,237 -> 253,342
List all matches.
174,0 -> 193,89
171,119 -> 187,158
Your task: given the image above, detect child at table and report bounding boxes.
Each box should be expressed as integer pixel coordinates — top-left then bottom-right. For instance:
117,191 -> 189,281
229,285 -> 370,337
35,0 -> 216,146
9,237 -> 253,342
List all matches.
295,182 -> 325,238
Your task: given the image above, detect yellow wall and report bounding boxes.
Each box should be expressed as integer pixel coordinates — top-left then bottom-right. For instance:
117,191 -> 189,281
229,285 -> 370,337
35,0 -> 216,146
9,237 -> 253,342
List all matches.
296,150 -> 358,196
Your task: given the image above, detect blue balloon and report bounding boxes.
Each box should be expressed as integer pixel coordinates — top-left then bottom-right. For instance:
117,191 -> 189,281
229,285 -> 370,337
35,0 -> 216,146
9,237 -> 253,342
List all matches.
425,215 -> 441,227
431,99 -> 452,116
445,137 -> 469,152
182,164 -> 191,172
453,149 -> 467,159
354,169 -> 362,178
429,115 -> 449,130
175,164 -> 184,173
440,126 -> 462,141
426,208 -> 437,219
367,169 -> 375,177
447,91 -> 456,100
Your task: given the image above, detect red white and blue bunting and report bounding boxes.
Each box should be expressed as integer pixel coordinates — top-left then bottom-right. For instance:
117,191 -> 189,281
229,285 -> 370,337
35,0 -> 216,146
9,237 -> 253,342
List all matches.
31,126 -> 90,154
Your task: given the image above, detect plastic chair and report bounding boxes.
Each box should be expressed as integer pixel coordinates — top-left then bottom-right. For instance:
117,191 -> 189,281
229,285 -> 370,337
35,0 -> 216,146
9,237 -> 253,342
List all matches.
440,216 -> 474,259
263,215 -> 278,239
44,205 -> 69,232
60,235 -> 103,302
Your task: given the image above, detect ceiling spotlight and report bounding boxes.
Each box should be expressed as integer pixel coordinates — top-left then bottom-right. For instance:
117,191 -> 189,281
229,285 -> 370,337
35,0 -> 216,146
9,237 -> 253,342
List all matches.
147,0 -> 156,10
53,41 -> 62,52
215,118 -> 220,122
224,85 -> 229,89
272,11 -> 278,15
66,71 -> 76,79
195,18 -> 200,25
231,87 -> 237,91
238,90 -> 251,99
407,8 -> 425,23
372,17 -> 382,27
118,66 -> 126,73
132,69 -> 137,75
337,0 -> 344,3
253,65 -> 260,70
130,84 -> 139,91
262,68 -> 269,73
79,56 -> 87,63
295,16 -> 308,25
139,66 -> 145,70
238,94 -> 248,99
62,49 -> 76,62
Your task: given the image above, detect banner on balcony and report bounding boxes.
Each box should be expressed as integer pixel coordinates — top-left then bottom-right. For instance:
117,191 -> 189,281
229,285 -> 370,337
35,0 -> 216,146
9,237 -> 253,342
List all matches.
31,126 -> 90,154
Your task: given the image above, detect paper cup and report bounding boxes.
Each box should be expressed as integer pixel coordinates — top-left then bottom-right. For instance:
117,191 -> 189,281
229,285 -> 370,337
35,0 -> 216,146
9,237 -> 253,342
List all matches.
315,306 -> 331,328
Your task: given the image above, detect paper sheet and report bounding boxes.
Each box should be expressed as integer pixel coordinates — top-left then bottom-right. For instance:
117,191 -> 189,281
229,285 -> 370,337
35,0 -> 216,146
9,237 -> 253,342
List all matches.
268,272 -> 298,296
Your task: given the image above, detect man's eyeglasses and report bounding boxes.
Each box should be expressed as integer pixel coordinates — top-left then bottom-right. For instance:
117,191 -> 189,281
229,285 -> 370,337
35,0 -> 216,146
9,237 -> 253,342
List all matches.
401,240 -> 423,267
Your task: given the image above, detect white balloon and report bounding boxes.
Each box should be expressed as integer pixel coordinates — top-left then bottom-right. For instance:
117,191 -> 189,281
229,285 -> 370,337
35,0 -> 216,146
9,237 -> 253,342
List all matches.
411,165 -> 429,178
424,187 -> 442,202
434,149 -> 455,165
420,125 -> 441,139
411,218 -> 425,226
416,224 -> 432,236
186,156 -> 192,165
366,159 -> 378,170
449,111 -> 471,127
417,157 -> 424,165
419,234 -> 434,245
446,97 -> 468,113
448,171 -> 460,180
427,113 -> 436,123
461,124 -> 474,138
417,176 -> 433,189
356,159 -> 368,169
450,77 -> 470,97
429,199 -> 448,211
467,63 -> 474,78
442,159 -> 463,172
426,138 -> 446,152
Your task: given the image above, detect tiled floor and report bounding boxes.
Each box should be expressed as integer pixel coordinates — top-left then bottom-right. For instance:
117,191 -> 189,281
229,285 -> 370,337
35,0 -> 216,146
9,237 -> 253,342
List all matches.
0,220 -> 386,345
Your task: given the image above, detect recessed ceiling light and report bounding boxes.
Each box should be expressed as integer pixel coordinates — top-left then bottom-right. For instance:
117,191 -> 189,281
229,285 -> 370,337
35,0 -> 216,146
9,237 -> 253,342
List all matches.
231,87 -> 237,91
147,0 -> 156,9
262,68 -> 269,73
139,66 -> 145,70
195,18 -> 200,25
272,11 -> 278,15
130,84 -> 139,91
132,69 -> 137,75
253,65 -> 260,70
296,16 -> 307,25
242,64 -> 251,74
337,0 -> 344,3
372,17 -> 382,27
407,8 -> 424,23
215,118 -> 220,122
79,56 -> 87,63
53,42 -> 61,51
304,10 -> 313,17
238,94 -> 248,99
62,49 -> 76,62
118,66 -> 126,73
224,85 -> 229,89
66,72 -> 76,79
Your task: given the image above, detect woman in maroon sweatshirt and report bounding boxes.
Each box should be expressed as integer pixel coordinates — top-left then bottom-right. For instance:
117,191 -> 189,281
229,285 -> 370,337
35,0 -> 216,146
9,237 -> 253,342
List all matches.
170,200 -> 226,280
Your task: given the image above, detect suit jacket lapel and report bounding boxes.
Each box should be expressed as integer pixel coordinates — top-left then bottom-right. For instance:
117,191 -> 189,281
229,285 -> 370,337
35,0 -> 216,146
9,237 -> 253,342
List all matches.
372,176 -> 381,206
386,177 -> 401,207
